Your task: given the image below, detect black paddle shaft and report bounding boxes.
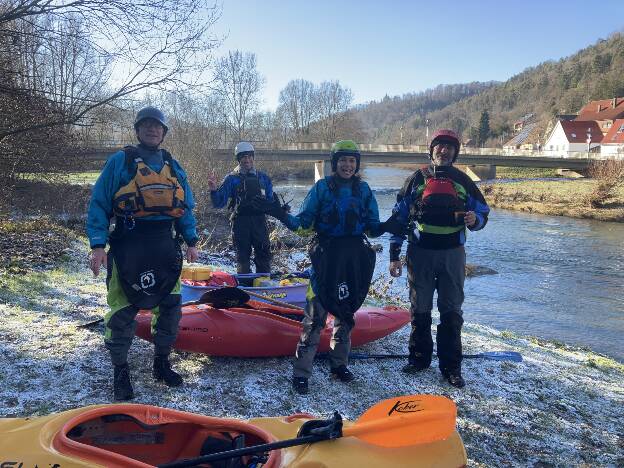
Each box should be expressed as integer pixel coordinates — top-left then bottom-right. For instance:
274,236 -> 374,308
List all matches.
157,433 -> 330,468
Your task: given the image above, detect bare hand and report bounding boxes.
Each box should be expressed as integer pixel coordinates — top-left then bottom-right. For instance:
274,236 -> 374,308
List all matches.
464,211 -> 477,228
207,170 -> 218,191
186,246 -> 199,263
389,260 -> 402,277
90,248 -> 107,277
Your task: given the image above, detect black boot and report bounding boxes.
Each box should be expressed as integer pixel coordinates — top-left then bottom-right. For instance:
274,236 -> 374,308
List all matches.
330,365 -> 355,382
153,355 -> 183,387
292,376 -> 309,394
113,363 -> 134,401
441,368 -> 466,388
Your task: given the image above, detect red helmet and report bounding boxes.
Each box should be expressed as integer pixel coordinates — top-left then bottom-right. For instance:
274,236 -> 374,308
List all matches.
429,129 -> 461,162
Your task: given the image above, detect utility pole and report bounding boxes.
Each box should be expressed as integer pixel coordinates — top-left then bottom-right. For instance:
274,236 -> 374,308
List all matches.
425,118 -> 430,144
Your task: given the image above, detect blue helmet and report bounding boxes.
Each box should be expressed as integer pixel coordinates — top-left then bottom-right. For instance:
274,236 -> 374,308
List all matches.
134,106 -> 169,134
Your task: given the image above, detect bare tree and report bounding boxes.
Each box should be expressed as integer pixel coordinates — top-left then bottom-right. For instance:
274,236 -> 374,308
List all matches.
214,50 -> 265,143
314,80 -> 353,142
0,0 -> 221,142
278,79 -> 317,140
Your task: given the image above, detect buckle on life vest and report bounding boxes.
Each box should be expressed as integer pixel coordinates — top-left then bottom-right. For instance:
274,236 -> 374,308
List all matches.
123,215 -> 136,230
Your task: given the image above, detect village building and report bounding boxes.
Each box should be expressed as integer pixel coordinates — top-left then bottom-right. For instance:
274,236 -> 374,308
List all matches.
600,118 -> 624,157
575,97 -> 624,136
543,120 -> 602,157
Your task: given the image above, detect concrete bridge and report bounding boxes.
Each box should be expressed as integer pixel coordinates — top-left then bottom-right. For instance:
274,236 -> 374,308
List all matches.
83,144 -> 599,181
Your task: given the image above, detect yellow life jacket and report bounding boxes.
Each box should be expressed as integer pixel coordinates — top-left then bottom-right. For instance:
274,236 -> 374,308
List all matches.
113,148 -> 186,218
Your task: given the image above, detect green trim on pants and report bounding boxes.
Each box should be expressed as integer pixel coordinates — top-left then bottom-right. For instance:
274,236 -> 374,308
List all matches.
105,261 -> 181,340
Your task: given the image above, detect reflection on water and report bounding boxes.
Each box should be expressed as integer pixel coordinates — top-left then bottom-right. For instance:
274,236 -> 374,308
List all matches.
275,165 -> 624,362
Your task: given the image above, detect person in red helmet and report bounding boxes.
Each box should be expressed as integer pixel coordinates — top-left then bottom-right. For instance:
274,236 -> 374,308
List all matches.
387,129 -> 490,388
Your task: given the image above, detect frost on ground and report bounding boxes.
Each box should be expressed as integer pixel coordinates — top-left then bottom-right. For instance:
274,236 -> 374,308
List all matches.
0,241 -> 623,467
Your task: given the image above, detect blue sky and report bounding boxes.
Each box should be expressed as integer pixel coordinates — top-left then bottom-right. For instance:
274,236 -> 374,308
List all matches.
211,0 -> 624,110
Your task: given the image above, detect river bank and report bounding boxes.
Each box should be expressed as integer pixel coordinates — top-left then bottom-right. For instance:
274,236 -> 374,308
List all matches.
481,178 -> 624,222
0,220 -> 622,466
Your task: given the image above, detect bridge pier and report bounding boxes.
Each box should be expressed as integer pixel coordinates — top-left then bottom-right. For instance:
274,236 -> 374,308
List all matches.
314,160 -> 332,181
457,164 -> 496,181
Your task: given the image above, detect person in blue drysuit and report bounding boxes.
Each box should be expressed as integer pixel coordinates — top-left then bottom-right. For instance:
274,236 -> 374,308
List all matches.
87,106 -> 199,400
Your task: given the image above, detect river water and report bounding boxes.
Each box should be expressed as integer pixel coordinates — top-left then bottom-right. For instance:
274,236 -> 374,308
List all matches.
275,166 -> 624,362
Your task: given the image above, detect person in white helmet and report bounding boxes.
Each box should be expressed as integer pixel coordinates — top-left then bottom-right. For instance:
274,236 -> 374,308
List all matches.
207,142 -> 274,273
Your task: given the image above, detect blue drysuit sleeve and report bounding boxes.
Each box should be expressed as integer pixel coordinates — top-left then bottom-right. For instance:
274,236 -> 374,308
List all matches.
465,185 -> 490,231
259,172 -> 274,202
362,184 -> 382,238
86,151 -> 126,248
282,182 -> 322,233
210,174 -> 237,208
172,161 -> 199,246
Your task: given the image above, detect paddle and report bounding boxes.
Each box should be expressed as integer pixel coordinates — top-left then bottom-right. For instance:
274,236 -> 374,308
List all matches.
319,351 -> 522,362
196,286 -> 304,311
157,394 -> 456,468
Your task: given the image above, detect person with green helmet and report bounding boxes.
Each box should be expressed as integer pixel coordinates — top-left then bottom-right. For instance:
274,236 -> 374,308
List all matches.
87,106 -> 199,401
262,140 -> 383,394
207,142 -> 274,274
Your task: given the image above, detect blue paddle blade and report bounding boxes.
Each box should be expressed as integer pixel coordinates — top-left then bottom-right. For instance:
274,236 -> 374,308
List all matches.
467,351 -> 523,362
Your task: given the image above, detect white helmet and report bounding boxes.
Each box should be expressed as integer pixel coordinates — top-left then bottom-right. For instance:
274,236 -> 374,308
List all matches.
234,141 -> 255,161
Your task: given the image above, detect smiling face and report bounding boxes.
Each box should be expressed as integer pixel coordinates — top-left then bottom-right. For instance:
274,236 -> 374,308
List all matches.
336,155 -> 358,179
431,142 -> 456,166
136,118 -> 165,147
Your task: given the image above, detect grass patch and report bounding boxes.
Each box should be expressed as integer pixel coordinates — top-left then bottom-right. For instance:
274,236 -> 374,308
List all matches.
496,167 -> 561,179
584,356 -> 624,373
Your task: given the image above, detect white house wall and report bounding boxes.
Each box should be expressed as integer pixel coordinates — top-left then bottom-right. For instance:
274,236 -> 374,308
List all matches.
544,123 -> 569,157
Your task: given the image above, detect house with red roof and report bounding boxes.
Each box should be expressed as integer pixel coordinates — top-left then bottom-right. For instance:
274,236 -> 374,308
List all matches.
601,118 -> 624,157
543,120 -> 603,157
575,97 -> 624,135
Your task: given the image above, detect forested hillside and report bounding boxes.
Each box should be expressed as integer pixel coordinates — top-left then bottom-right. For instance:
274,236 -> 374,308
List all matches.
354,32 -> 624,146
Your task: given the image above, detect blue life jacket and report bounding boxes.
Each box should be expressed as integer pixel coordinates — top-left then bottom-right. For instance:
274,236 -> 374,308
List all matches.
316,176 -> 367,237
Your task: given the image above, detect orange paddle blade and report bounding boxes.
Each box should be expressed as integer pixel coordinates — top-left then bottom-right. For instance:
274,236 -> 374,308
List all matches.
344,394 -> 456,447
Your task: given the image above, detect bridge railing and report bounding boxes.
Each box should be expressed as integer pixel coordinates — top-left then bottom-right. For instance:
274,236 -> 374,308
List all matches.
79,140 -> 618,161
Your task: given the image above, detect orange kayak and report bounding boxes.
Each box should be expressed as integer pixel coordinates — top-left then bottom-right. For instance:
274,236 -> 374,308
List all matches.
135,300 -> 410,357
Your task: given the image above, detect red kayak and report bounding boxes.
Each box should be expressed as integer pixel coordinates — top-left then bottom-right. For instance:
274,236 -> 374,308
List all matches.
135,300 -> 410,357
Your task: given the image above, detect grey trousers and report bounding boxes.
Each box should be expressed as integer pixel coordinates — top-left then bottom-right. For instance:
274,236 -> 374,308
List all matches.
293,296 -> 354,378
406,244 -> 465,371
104,294 -> 182,366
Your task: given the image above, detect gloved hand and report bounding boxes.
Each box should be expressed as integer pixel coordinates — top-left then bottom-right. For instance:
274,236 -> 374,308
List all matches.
379,215 -> 410,236
252,195 -> 289,222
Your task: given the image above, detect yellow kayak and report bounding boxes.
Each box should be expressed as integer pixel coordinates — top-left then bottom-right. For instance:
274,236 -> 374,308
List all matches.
0,395 -> 467,467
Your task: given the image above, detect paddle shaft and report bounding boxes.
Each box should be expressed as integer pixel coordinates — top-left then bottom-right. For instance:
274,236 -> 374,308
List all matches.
158,433 -> 328,467
159,411 -> 452,467
320,351 -> 522,361
244,288 -> 305,311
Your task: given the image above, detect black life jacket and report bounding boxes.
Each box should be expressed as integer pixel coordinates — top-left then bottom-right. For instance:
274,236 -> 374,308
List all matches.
228,173 -> 264,216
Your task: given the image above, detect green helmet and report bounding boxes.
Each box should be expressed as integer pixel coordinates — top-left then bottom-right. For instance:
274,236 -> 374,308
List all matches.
330,140 -> 361,173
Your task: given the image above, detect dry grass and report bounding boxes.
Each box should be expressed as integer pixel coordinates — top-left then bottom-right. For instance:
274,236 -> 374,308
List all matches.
482,179 -> 624,222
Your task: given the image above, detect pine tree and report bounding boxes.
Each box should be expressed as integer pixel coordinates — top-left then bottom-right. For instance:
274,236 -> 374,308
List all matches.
477,110 -> 490,146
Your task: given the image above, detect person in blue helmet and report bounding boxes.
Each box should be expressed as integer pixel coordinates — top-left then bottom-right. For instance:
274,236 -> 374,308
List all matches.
261,140 -> 391,394
87,106 -> 199,401
388,129 -> 490,388
207,142 -> 274,274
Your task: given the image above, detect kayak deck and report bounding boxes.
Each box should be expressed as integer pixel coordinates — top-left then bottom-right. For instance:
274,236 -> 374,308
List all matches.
52,404 -> 280,467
